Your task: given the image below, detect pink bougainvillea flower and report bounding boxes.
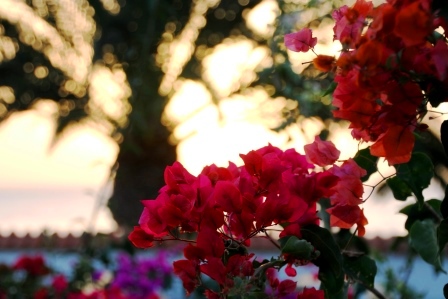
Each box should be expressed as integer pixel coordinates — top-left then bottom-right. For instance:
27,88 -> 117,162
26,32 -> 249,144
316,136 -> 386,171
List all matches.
304,136 -> 340,167
332,0 -> 373,46
284,28 -> 317,53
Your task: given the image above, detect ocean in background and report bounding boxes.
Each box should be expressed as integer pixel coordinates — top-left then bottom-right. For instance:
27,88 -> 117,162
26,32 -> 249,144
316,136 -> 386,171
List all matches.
0,187 -> 116,236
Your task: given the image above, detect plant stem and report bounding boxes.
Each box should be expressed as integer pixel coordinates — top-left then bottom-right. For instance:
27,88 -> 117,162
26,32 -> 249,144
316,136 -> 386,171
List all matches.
352,277 -> 387,299
423,201 -> 443,223
264,231 -> 281,249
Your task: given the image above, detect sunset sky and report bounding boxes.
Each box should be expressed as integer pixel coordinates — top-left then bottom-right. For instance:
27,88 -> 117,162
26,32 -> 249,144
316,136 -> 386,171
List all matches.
2,90 -> 443,239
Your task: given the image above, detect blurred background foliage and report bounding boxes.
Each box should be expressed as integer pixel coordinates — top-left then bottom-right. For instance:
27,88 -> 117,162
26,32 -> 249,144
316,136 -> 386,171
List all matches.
0,0 -> 344,229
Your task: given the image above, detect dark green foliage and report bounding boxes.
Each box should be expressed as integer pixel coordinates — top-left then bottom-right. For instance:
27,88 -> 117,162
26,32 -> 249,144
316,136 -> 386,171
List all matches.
437,219 -> 448,255
442,120 -> 448,158
400,199 -> 442,231
343,254 -> 377,289
279,235 -> 315,259
441,185 -> 448,219
387,176 -> 413,201
301,225 -> 344,298
409,219 -> 445,273
395,152 -> 434,207
354,148 -> 378,182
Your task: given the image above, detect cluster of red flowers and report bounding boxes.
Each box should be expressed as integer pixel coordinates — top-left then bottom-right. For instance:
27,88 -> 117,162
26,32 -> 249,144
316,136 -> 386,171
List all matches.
129,138 -> 367,298
13,255 -> 50,277
286,0 -> 448,165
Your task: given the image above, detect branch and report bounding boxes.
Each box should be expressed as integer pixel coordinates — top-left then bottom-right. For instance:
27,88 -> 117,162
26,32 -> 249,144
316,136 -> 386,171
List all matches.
351,277 -> 387,299
423,201 -> 443,223
264,231 -> 281,249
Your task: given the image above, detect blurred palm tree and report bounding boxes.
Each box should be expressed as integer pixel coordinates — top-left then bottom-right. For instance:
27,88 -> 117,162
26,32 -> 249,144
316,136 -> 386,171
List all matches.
0,0 -> 341,230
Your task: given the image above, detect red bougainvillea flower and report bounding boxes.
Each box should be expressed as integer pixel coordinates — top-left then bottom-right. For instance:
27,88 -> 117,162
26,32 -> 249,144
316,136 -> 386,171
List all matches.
327,205 -> 368,236
328,158 -> 368,236
204,290 -> 221,299
284,28 -> 317,52
304,136 -> 340,167
369,125 -> 415,165
173,259 -> 200,295
131,141 -> 367,296
330,159 -> 365,206
285,262 -> 297,277
200,257 -> 227,285
226,253 -> 254,277
33,289 -> 49,299
297,287 -> 325,299
52,274 -> 69,294
196,228 -> 225,259
266,268 -> 298,298
278,279 -> 298,297
13,255 -> 49,277
133,141 -> 367,243
322,0 -> 442,165
128,225 -> 155,249
393,1 -> 432,46
266,268 -> 279,288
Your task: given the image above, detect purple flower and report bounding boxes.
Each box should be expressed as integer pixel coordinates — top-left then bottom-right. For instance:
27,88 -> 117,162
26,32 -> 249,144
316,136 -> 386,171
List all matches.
109,250 -> 173,299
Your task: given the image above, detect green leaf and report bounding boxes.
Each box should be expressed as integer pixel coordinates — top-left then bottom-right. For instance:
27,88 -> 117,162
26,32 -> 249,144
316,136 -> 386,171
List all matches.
279,236 -> 314,260
387,176 -> 412,201
343,255 -> 377,288
354,148 -> 378,182
395,152 -> 434,207
301,225 -> 344,295
252,259 -> 269,270
322,81 -> 337,97
409,219 -> 445,273
318,268 -> 346,299
243,292 -> 269,299
385,54 -> 396,70
400,199 -> 442,231
428,30 -> 444,44
438,219 -> 448,255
